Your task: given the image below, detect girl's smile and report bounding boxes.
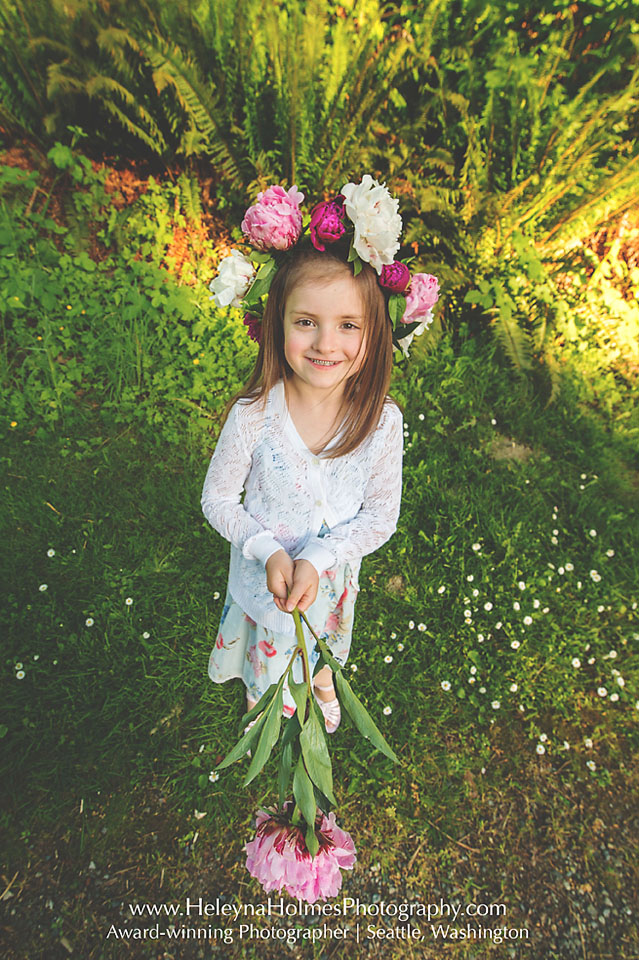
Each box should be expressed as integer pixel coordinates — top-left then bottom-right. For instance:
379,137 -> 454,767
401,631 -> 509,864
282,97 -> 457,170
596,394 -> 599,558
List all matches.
283,273 -> 366,400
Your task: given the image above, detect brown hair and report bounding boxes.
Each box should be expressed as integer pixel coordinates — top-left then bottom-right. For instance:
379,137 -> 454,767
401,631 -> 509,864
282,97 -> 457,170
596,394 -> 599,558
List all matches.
218,241 -> 401,459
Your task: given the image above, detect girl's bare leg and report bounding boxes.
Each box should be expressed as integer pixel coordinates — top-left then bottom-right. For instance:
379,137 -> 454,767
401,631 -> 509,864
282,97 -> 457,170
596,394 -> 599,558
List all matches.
313,664 -> 335,701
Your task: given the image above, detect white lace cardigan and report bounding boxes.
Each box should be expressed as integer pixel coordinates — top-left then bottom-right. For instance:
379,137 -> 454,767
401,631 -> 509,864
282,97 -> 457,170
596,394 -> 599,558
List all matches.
201,379 -> 404,635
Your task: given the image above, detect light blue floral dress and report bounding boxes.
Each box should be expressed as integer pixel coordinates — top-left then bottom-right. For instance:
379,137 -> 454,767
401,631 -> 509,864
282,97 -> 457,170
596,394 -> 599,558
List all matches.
208,521 -> 358,715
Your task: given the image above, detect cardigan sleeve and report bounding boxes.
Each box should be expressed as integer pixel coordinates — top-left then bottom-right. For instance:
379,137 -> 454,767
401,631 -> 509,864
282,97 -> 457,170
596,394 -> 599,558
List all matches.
201,401 -> 283,565
295,402 -> 404,574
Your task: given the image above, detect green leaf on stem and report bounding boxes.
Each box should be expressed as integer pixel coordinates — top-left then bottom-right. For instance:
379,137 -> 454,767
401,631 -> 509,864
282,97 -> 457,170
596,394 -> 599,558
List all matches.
388,293 -> 407,326
293,756 -> 319,856
278,714 -> 301,808
299,700 -> 336,804
334,672 -> 399,763
217,711 -> 268,770
244,685 -> 284,786
289,679 -> 308,725
239,682 -> 278,730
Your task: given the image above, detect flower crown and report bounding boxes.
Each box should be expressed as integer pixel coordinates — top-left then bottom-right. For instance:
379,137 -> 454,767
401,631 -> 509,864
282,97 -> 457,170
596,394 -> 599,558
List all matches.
209,174 -> 440,359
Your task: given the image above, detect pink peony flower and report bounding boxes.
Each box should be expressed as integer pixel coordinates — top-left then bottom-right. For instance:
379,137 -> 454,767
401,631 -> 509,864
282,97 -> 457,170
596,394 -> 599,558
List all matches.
243,312 -> 262,344
379,261 -> 410,293
245,805 -> 356,904
402,273 -> 439,324
309,198 -> 346,252
241,185 -> 305,251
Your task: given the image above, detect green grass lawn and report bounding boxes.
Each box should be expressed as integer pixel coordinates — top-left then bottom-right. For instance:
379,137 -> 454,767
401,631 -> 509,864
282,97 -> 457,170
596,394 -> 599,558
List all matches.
1,331 -> 638,959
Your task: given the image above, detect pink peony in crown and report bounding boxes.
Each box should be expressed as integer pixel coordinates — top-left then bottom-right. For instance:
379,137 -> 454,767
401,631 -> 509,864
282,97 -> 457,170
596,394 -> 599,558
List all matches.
209,174 -> 440,358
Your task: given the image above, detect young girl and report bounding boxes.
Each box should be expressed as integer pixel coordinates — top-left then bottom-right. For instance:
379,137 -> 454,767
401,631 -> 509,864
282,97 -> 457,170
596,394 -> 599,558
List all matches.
201,240 -> 404,733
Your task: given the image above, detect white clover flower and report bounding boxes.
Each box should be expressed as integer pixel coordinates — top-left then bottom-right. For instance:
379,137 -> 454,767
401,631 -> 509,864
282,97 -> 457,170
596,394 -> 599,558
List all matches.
511,640 -> 520,649
484,602 -> 493,611
536,743 -> 546,755
539,732 -> 548,742
383,705 -> 392,715
209,771 -> 220,783
479,686 -> 486,694
491,700 -> 501,710
610,693 -> 619,702
584,737 -> 593,748
523,616 -> 533,626
142,631 -> 150,639
384,655 -> 393,664
441,680 -> 451,691
590,570 -> 601,582
85,618 -> 94,627
209,249 -> 256,308
47,549 -> 55,557
606,549 -> 614,557
16,670 -> 25,679
417,623 -> 426,632
408,620 -> 415,629
586,760 -> 596,772
472,543 -> 481,552
572,658 -> 581,668
513,601 -> 520,612
509,683 -> 518,692
597,687 -> 607,697
470,666 -> 477,675
437,585 -> 446,594
39,583 -> 48,592
616,676 -> 625,687
397,643 -> 404,651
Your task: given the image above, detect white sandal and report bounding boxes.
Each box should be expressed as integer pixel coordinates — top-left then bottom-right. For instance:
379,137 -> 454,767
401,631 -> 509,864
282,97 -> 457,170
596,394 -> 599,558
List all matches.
313,682 -> 341,734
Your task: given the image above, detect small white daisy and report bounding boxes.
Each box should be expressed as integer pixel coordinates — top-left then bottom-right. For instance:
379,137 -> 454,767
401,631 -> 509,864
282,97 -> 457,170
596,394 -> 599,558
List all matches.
586,760 -> 596,772
466,574 -> 474,582
384,655 -> 393,664
558,567 -> 565,575
142,631 -> 150,639
543,607 -> 549,614
523,615 -> 533,626
85,618 -> 94,627
590,570 -> 601,582
472,543 -> 481,552
551,537 -> 558,545
464,609 -> 472,618
495,621 -> 502,630
580,473 -> 587,480
518,581 -> 526,590
539,733 -> 548,742
616,676 -> 625,687
552,529 -> 559,536
491,700 -> 500,710
417,623 -> 426,632
610,693 -> 619,702
565,563 -> 574,571
437,585 -> 446,594
608,650 -> 617,659
479,686 -> 486,694
209,771 -> 220,783
350,664 -> 358,672
572,658 -> 581,668
562,741 -> 570,750
15,662 -> 23,670
125,597 -> 133,606
477,633 -> 484,642
536,743 -> 545,755
441,680 -> 451,691
16,670 -> 25,680
597,605 -> 605,613
472,588 -> 479,597
606,549 -> 614,557
390,632 -> 397,640
513,601 -> 520,611
597,687 -> 607,698
397,643 -> 404,651
408,620 -> 415,629
39,584 -> 48,592
511,640 -> 520,650
47,549 -> 55,557
509,683 -> 518,692
584,737 -> 593,748
589,529 -> 597,538
533,599 -> 540,609
468,676 -> 476,684
588,657 -> 595,665
491,418 -> 497,425
470,666 -> 477,675
484,602 -> 493,611
213,591 -> 220,600
383,706 -> 392,715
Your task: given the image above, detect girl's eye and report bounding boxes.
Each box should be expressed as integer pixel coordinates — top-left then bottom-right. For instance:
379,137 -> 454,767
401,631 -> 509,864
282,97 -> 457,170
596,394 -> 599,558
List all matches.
342,322 -> 359,330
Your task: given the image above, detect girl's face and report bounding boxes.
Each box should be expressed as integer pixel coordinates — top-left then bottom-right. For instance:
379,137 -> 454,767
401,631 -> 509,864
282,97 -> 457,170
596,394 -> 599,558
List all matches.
282,271 -> 366,400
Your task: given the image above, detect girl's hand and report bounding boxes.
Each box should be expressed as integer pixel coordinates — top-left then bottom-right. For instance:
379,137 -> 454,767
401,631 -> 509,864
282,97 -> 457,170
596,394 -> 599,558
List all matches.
285,559 -> 319,613
266,549 -> 295,612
